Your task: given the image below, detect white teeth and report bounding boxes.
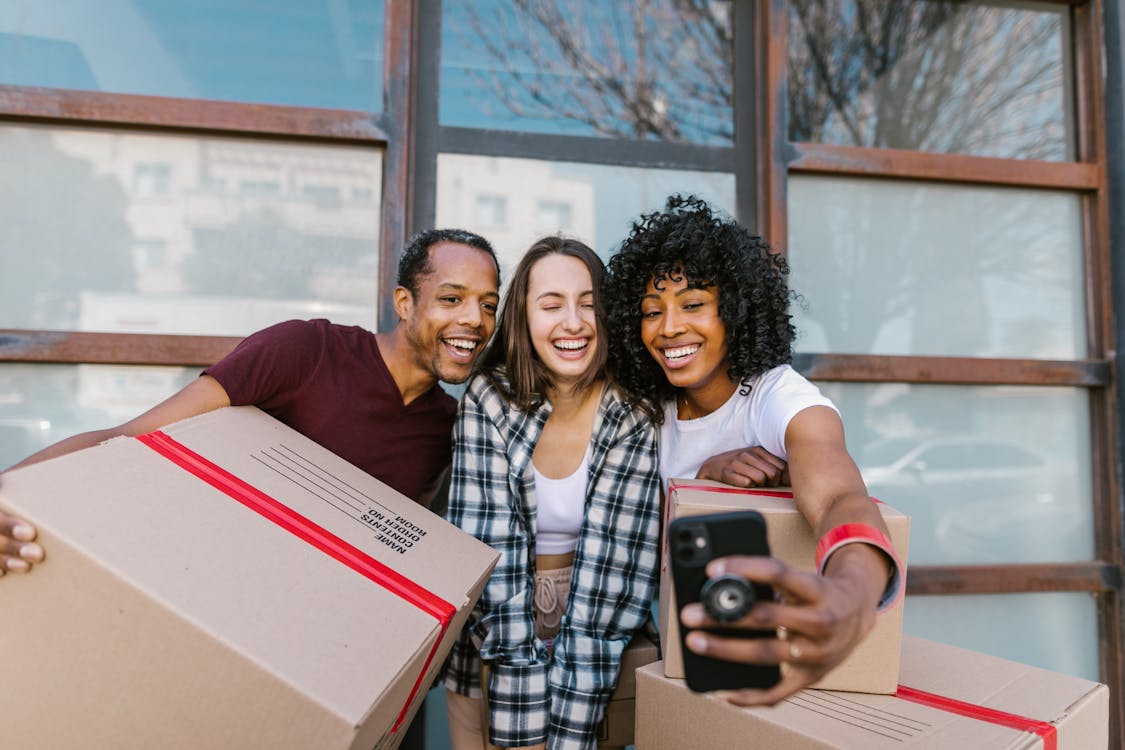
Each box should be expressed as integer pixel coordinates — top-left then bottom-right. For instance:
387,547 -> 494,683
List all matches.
664,345 -> 699,360
445,338 -> 477,350
554,340 -> 587,350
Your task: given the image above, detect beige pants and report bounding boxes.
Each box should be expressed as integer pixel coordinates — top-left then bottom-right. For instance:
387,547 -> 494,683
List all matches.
446,566 -> 571,750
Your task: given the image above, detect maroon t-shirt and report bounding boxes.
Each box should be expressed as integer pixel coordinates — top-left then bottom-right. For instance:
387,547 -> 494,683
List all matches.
205,319 -> 456,502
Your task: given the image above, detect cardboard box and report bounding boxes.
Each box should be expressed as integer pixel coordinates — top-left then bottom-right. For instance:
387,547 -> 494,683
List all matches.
635,637 -> 1108,749
660,480 -> 910,693
0,406 -> 500,750
596,632 -> 661,748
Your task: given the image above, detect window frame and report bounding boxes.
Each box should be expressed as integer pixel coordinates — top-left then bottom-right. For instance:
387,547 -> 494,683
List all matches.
0,0 -> 404,364
758,0 -> 1122,743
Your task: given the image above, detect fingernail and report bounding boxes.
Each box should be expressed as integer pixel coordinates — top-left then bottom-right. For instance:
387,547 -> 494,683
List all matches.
20,543 -> 44,562
12,523 -> 35,542
681,609 -> 702,627
686,632 -> 708,654
6,558 -> 29,572
708,559 -> 728,576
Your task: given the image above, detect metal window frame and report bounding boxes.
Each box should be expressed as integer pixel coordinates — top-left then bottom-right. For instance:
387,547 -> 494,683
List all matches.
761,0 -> 1123,744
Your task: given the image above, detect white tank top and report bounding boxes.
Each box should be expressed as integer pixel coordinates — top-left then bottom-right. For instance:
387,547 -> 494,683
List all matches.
533,448 -> 589,555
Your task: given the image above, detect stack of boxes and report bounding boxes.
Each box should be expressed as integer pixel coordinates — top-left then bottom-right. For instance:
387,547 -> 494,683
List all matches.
632,479 -> 1109,750
0,413 -> 1111,749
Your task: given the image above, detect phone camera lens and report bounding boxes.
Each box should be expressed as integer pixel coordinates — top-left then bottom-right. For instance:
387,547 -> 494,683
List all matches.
700,574 -> 756,622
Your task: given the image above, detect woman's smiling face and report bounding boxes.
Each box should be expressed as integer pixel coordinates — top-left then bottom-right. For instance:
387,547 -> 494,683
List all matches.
527,253 -> 599,388
639,267 -> 733,400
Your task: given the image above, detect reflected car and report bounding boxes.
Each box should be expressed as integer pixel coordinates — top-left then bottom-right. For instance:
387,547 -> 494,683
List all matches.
859,435 -> 1086,563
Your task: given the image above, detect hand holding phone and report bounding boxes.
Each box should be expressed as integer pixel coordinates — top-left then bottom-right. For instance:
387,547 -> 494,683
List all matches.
669,510 -> 781,692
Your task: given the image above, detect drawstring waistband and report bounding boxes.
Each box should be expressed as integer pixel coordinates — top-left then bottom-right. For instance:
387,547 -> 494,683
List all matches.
534,565 -> 572,644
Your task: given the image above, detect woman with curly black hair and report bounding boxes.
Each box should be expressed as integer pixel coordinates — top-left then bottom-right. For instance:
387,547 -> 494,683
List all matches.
604,194 -> 902,707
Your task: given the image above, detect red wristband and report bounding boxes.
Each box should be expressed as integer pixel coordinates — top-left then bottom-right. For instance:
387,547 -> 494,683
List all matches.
815,523 -> 904,612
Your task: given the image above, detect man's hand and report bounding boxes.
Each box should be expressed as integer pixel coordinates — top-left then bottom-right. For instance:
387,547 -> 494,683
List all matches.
679,554 -> 877,706
695,446 -> 789,488
0,506 -> 44,577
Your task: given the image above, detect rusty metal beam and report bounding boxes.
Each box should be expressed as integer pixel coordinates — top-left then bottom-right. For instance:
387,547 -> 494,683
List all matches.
0,85 -> 386,143
0,330 -> 240,367
907,561 -> 1121,595
793,353 -> 1111,386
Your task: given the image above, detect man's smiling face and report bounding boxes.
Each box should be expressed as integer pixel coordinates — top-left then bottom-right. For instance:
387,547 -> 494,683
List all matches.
398,241 -> 500,384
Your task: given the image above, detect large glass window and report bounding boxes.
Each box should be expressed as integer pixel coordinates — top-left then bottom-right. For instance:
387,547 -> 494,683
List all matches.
787,0 -> 1073,160
435,154 -> 735,274
1,125 -> 382,335
788,175 -> 1086,359
0,1 -> 384,111
440,0 -> 733,144
904,593 -> 1099,680
0,364 -> 199,469
821,382 -> 1094,566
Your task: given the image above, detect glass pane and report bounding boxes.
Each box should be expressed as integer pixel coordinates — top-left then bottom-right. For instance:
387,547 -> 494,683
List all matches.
0,124 -> 382,335
0,1 -> 384,111
441,0 -> 733,145
904,593 -> 1099,681
0,364 -> 199,470
788,0 -> 1073,160
436,153 -> 736,277
820,382 -> 1093,566
789,175 -> 1086,359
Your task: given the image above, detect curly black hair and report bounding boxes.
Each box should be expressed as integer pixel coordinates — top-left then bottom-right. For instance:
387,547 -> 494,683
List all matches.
604,194 -> 795,423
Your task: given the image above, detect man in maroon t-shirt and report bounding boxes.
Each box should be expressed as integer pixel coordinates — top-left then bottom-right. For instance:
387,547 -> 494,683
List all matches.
0,228 -> 501,573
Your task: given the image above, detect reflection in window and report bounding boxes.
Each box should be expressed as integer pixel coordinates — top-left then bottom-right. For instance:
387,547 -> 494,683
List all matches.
132,240 -> 169,272
0,125 -> 382,335
821,381 -> 1093,566
0,364 -> 200,470
904,593 -> 1098,680
537,200 -> 573,232
441,0 -> 733,145
240,180 -> 283,197
436,153 -> 735,277
788,0 -> 1072,160
0,1 -> 385,111
789,175 -> 1086,359
133,163 -> 171,197
475,194 -> 509,228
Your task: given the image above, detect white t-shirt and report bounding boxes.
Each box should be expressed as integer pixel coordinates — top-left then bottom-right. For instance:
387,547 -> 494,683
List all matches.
533,448 -> 590,555
658,364 -> 838,487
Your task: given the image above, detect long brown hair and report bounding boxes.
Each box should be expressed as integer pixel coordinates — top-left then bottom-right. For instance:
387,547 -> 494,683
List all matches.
479,236 -> 608,408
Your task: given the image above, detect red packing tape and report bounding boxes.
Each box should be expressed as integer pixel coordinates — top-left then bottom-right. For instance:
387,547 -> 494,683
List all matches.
667,480 -> 885,504
667,480 -> 795,499
896,684 -> 1057,750
137,430 -> 455,732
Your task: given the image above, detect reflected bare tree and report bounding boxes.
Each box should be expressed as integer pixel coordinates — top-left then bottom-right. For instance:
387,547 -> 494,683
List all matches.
0,130 -> 134,330
460,0 -> 733,143
462,0 -> 1072,362
461,0 -> 1066,160
788,0 -> 1068,160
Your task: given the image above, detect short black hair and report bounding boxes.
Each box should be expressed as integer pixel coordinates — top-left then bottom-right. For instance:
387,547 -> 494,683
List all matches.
397,228 -> 499,294
604,194 -> 795,422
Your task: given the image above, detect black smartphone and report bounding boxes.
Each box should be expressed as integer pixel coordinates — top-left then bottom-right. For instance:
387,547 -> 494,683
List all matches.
668,510 -> 781,692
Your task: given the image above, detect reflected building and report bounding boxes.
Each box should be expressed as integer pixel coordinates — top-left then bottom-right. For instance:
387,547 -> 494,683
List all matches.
436,154 -> 595,276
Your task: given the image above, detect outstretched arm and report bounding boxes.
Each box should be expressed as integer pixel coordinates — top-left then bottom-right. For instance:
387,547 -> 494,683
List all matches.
681,405 -> 898,705
0,375 -> 231,576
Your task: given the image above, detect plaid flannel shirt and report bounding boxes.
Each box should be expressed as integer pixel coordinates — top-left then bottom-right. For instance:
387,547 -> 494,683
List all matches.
442,373 -> 661,750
